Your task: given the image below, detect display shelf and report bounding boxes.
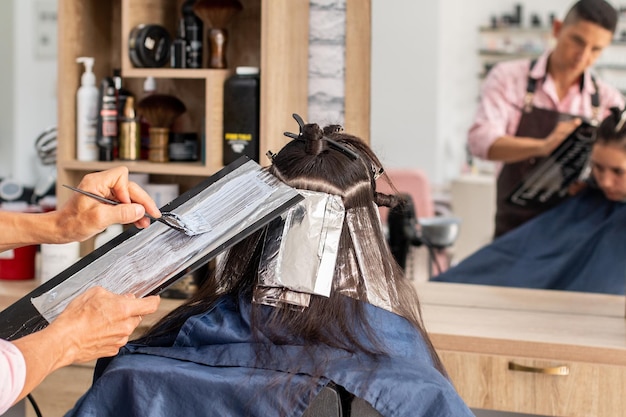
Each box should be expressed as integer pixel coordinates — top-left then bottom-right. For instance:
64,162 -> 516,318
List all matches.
57,0 -> 309,202
478,26 -> 551,34
478,49 -> 542,58
595,63 -> 626,71
122,67 -> 225,79
59,160 -> 211,177
477,24 -> 552,78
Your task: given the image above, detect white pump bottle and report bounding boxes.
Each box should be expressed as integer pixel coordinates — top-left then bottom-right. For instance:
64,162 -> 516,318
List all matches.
76,57 -> 99,161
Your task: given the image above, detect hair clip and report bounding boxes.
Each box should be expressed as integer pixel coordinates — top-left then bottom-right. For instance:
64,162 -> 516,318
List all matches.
283,113 -> 306,139
283,113 -> 359,161
266,150 -> 276,161
324,137 -> 359,160
373,166 -> 384,180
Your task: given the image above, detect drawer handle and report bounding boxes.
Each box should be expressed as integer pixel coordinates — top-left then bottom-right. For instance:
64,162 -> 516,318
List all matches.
508,362 -> 570,376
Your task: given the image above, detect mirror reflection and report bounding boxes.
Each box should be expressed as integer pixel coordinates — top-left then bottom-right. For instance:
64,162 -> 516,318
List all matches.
372,0 -> 626,295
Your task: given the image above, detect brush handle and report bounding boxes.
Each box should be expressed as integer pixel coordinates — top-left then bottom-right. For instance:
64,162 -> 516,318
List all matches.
62,184 -> 159,223
148,127 -> 170,162
208,28 -> 228,69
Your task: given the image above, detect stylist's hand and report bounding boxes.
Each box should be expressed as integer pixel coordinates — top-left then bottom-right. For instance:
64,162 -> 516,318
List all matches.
541,119 -> 582,157
46,286 -> 161,366
54,166 -> 161,243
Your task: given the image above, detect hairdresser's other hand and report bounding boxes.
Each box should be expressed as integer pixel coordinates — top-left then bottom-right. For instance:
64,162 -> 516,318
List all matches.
541,119 -> 582,157
45,286 -> 161,365
568,179 -> 588,196
54,166 -> 161,243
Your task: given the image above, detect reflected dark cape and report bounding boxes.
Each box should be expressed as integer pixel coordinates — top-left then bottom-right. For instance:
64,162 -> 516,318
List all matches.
65,295 -> 472,417
434,188 -> 626,294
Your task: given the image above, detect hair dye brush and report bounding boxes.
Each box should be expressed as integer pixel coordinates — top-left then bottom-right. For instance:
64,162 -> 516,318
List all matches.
137,94 -> 187,162
193,0 -> 243,68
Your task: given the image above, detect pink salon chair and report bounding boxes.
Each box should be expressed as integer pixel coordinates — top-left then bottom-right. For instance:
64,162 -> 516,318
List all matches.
377,169 -> 459,279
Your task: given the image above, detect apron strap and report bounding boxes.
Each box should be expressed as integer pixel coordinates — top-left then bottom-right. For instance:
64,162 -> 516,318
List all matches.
524,59 -> 601,123
523,60 -> 538,112
590,75 -> 601,125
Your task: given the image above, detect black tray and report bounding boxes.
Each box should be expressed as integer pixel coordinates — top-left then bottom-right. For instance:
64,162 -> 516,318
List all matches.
508,122 -> 596,209
0,157 -> 302,340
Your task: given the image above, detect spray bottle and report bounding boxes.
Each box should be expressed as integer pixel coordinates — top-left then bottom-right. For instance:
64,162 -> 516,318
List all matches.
76,57 -> 99,161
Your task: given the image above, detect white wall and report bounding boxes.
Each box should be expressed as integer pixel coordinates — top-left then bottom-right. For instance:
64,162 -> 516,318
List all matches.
0,1 -> 15,180
1,0 -> 58,187
371,0 -> 576,186
370,0 -> 441,180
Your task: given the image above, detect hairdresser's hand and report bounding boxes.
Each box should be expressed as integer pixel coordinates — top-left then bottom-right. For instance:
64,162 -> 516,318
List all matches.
541,119 -> 582,157
11,286 -> 160,402
47,286 -> 161,365
54,166 -> 161,243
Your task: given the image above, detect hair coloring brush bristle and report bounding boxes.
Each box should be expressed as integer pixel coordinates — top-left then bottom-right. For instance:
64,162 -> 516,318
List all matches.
137,94 -> 187,128
193,0 -> 243,28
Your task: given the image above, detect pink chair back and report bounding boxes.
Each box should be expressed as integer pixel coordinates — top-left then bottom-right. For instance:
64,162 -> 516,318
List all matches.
377,168 -> 434,224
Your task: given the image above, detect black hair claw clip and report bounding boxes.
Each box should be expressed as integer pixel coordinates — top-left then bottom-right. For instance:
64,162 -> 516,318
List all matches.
283,113 -> 359,161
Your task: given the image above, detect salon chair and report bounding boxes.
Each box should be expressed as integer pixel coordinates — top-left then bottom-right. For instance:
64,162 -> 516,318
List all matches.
377,169 -> 458,279
302,383 -> 382,417
387,193 -> 460,278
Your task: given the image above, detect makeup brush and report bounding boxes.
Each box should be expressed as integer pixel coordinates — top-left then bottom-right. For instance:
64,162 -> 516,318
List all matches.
137,94 -> 187,162
193,0 -> 243,69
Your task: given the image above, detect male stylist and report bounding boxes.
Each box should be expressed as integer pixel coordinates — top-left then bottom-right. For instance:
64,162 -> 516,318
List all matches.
468,0 -> 625,237
0,167 -> 161,413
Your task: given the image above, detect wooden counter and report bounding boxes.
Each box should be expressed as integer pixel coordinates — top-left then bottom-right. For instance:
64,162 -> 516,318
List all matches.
2,280 -> 625,416
415,281 -> 626,417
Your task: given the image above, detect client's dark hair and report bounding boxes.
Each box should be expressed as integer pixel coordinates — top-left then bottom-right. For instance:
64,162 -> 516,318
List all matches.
564,0 -> 618,33
596,107 -> 626,151
140,122 -> 446,377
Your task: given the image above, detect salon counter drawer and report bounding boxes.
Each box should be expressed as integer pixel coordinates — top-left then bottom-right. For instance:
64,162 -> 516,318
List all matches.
440,350 -> 626,417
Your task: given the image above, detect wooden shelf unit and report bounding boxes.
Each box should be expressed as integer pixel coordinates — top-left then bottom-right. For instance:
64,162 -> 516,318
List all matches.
56,0 -> 309,204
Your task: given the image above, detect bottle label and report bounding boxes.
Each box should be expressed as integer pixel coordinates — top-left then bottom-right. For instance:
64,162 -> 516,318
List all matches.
225,132 -> 252,141
101,109 -> 118,137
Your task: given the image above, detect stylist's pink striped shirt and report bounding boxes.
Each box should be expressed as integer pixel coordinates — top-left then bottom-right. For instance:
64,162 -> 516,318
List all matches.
0,339 -> 25,413
468,50 -> 624,160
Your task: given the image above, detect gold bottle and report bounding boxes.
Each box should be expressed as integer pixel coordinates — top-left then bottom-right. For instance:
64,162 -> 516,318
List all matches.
118,96 -> 141,160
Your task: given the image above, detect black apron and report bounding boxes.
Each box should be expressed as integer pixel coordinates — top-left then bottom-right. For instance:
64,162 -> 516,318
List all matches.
494,61 -> 600,238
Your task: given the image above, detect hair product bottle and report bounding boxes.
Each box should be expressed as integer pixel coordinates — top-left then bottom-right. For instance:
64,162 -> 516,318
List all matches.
182,0 -> 203,68
140,77 -> 156,159
223,67 -> 260,164
75,57 -> 99,161
96,77 -> 118,161
118,96 -> 141,161
171,18 -> 188,68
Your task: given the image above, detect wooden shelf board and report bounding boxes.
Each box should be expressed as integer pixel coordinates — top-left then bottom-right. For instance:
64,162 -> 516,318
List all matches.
59,160 -> 218,176
122,67 -> 230,80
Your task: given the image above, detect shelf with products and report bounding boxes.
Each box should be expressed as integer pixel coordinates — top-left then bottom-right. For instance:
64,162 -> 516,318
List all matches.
57,0 -> 309,205
593,38 -> 626,96
478,26 -> 552,77
478,26 -> 551,54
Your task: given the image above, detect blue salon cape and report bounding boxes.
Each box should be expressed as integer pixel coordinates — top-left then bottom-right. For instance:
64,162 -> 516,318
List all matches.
434,188 -> 626,294
65,295 -> 473,417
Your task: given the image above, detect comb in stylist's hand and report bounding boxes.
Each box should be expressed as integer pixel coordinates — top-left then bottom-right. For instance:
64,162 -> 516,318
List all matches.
62,184 -> 212,236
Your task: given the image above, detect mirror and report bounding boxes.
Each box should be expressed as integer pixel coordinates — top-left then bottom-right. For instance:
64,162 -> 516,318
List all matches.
371,0 -> 626,295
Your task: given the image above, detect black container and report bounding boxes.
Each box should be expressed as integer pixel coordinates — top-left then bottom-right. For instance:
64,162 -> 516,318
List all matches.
128,24 -> 171,68
169,132 -> 199,161
96,77 -> 118,161
171,18 -> 187,68
182,0 -> 203,68
223,67 -> 260,164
